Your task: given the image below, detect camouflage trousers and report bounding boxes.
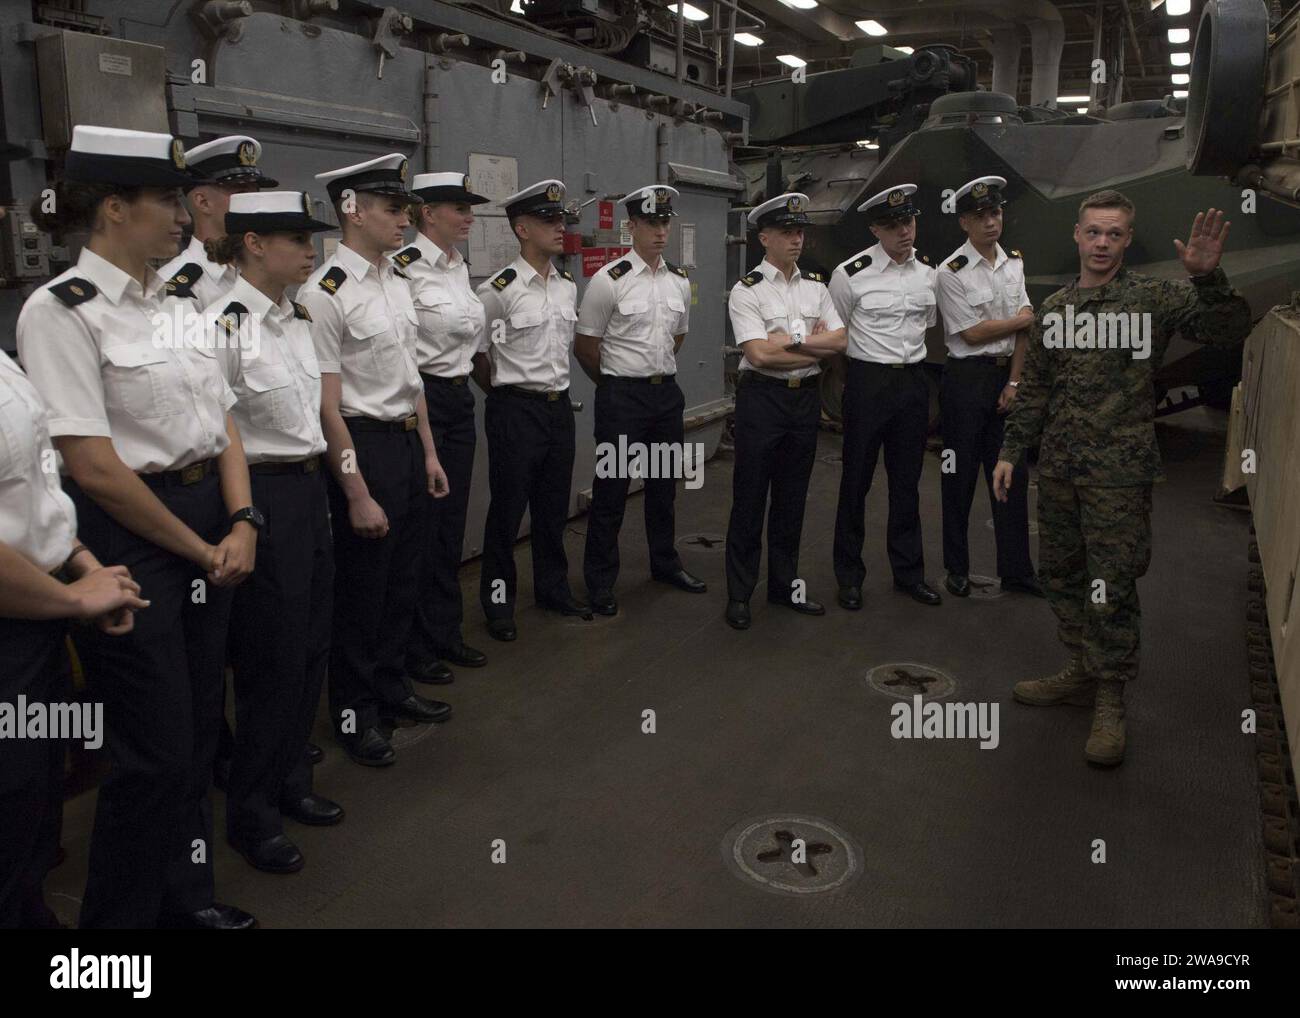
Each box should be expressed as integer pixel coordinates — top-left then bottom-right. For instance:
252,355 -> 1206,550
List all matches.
1036,479 -> 1153,684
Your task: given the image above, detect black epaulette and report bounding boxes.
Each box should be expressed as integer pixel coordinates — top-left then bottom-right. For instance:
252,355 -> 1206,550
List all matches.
843,255 -> 872,277
607,259 -> 632,281
666,261 -> 689,279
918,253 -> 932,266
947,254 -> 968,272
318,267 -> 347,295
559,267 -> 574,282
1009,249 -> 1023,259
490,268 -> 516,292
392,245 -> 422,268
217,300 -> 249,337
292,301 -> 311,322
739,272 -> 762,287
165,263 -> 204,299
800,263 -> 828,284
48,278 -> 97,307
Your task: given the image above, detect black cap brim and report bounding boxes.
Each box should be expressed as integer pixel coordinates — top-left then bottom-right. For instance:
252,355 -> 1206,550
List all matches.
414,186 -> 490,205
757,213 -> 811,229
65,151 -> 198,189
508,203 -> 565,219
187,168 -> 280,192
225,212 -> 335,235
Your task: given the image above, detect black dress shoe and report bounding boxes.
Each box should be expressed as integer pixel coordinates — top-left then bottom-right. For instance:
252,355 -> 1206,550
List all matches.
161,903 -> 258,930
653,568 -> 708,594
767,594 -> 826,616
894,581 -> 942,606
589,590 -> 618,616
337,727 -> 396,767
945,574 -> 971,598
487,618 -> 517,642
233,834 -> 304,875
837,585 -> 863,611
725,600 -> 751,630
381,694 -> 452,725
281,794 -> 344,826
539,595 -> 593,620
409,658 -> 454,685
306,742 -> 323,765
439,642 -> 487,668
1002,575 -> 1045,597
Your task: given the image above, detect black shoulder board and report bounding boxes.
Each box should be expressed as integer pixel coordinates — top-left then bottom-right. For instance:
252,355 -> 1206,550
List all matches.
800,264 -> 828,284
739,272 -> 761,287
560,267 -> 574,282
1010,249 -> 1023,259
165,262 -> 204,299
392,245 -> 422,267
292,301 -> 311,322
666,261 -> 689,279
607,259 -> 632,281
318,266 -> 347,295
918,253 -> 932,266
946,254 -> 969,272
48,278 -> 97,307
843,256 -> 872,277
217,300 -> 248,336
491,268 -> 516,292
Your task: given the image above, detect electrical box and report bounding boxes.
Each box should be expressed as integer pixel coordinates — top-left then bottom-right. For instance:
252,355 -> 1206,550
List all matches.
0,207 -> 51,285
34,31 -> 168,150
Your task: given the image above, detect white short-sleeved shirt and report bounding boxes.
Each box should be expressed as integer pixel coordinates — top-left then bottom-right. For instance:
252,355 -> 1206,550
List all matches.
394,231 -> 486,378
17,247 -> 235,474
727,259 -> 842,380
299,242 -> 422,420
829,243 -> 937,364
158,235 -> 238,310
576,248 -> 690,378
203,276 -> 327,465
935,239 -> 1031,359
0,353 -> 77,574
475,256 -> 577,392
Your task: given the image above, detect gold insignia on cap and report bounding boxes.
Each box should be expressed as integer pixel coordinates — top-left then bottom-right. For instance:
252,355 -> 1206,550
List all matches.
546,183 -> 562,202
972,181 -> 988,199
463,174 -> 472,191
171,138 -> 186,170
888,189 -> 904,207
238,142 -> 256,166
398,159 -> 408,181
654,187 -> 668,203
302,192 -> 312,216
788,196 -> 803,212
69,284 -> 84,297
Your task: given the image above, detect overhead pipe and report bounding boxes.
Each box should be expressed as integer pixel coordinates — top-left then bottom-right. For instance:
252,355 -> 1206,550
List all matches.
984,22 -> 1022,99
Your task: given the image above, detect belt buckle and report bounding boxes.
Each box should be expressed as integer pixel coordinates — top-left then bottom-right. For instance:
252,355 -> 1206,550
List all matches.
304,456 -> 319,473
403,415 -> 418,431
547,391 -> 561,401
650,375 -> 663,384
787,377 -> 801,388
889,363 -> 904,369
180,462 -> 205,485
996,356 -> 1009,367
452,376 -> 466,386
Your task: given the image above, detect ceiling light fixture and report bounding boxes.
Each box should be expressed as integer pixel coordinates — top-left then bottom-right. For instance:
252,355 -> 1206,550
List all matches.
734,32 -> 763,46
1170,51 -> 1191,66
1165,0 -> 1191,16
667,3 -> 709,20
777,53 -> 807,67
855,19 -> 887,36
1168,27 -> 1190,44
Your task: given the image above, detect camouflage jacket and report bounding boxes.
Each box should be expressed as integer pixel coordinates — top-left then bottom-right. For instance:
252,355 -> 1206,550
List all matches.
999,265 -> 1251,485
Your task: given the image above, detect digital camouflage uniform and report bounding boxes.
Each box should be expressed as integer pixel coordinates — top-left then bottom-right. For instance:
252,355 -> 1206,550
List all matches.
1000,265 -> 1251,683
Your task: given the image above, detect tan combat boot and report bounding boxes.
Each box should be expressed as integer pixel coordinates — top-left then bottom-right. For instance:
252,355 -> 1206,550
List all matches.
1084,680 -> 1127,766
1012,658 -> 1097,706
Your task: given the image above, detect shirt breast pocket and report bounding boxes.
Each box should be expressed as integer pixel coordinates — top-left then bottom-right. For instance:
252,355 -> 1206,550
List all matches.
415,289 -> 455,343
905,291 -> 937,315
240,363 -> 293,431
966,287 -> 995,308
858,291 -> 898,316
101,342 -> 182,420
507,308 -> 547,346
346,314 -> 397,375
0,386 -> 37,482
757,301 -> 788,330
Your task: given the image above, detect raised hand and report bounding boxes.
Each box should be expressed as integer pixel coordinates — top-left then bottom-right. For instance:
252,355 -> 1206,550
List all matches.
1174,208 -> 1231,277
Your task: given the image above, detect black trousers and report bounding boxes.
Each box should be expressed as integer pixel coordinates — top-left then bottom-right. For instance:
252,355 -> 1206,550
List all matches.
226,467 -> 333,846
833,359 -> 930,588
69,471 -> 233,928
0,616 -> 67,928
724,374 -> 820,602
939,358 -> 1033,579
410,375 -> 477,662
479,387 -> 576,619
326,426 -> 427,735
583,377 -> 686,595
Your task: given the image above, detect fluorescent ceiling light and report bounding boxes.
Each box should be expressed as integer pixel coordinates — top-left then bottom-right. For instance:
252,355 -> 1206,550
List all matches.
1173,89 -> 1188,98
1056,94 -> 1090,104
778,0 -> 819,8
1171,72 -> 1189,84
1168,27 -> 1190,44
668,3 -> 708,20
734,32 -> 763,46
855,139 -> 879,149
777,53 -> 807,67
1165,0 -> 1191,16
510,0 -> 524,11
895,46 -> 914,55
1170,51 -> 1191,66
856,19 -> 887,36
1076,107 -> 1089,114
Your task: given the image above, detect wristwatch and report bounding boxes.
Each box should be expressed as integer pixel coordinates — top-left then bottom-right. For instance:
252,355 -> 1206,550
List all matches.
229,506 -> 266,532
1007,380 -> 1020,388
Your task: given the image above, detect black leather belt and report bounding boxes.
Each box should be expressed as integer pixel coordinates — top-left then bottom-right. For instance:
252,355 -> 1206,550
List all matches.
601,373 -> 676,385
497,385 -> 569,402
740,371 -> 820,388
138,458 -> 214,488
249,455 -> 321,476
952,354 -> 1011,367
422,373 -> 471,386
852,360 -> 924,370
345,414 -> 418,432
